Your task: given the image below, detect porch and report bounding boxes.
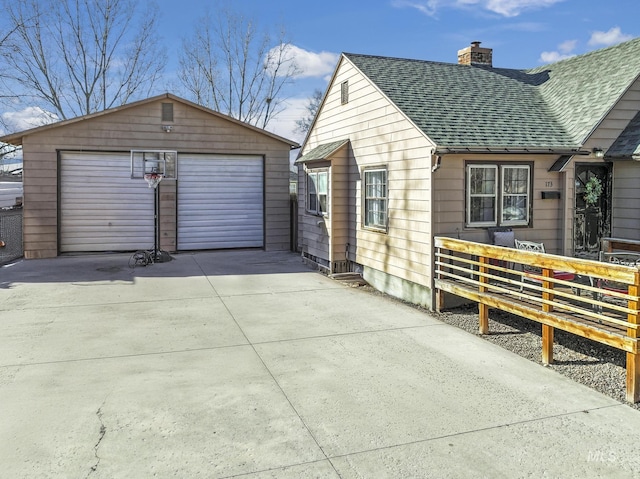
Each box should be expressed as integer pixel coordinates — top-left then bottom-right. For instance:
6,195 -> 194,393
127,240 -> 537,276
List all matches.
434,236 -> 640,403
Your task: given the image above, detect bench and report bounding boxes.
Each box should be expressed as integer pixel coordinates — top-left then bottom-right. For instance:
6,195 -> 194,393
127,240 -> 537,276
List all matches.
591,252 -> 640,312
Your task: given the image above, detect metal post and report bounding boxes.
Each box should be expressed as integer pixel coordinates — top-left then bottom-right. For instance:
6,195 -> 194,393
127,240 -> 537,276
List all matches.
154,184 -> 160,261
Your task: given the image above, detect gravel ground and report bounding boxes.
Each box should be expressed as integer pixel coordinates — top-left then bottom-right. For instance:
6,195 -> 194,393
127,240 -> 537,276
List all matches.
353,283 -> 640,410
434,304 -> 639,410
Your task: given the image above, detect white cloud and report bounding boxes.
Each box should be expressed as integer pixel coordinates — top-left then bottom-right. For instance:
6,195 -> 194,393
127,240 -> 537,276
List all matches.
538,28 -> 634,65
392,0 -> 564,17
539,51 -> 574,63
391,0 -> 439,16
558,39 -> 577,53
485,0 -> 563,17
270,44 -> 339,80
588,27 -> 633,47
538,38 -> 577,63
2,106 -> 58,133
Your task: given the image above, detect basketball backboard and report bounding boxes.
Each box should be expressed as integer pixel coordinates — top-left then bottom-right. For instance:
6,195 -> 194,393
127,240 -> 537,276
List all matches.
130,150 -> 177,180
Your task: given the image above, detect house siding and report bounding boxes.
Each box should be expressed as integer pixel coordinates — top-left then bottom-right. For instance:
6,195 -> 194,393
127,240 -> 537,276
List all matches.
18,97 -> 292,258
432,154 -> 570,254
586,79 -> 640,150
330,148 -> 350,270
612,161 -> 640,240
298,160 -> 331,267
298,58 -> 435,302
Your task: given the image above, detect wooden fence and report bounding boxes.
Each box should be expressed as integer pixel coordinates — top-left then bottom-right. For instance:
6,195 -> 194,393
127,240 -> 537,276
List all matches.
433,236 -> 639,403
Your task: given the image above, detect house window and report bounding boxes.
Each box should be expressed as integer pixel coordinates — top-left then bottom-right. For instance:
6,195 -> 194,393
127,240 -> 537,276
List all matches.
364,168 -> 388,230
466,164 -> 530,227
307,169 -> 328,215
341,81 -> 349,104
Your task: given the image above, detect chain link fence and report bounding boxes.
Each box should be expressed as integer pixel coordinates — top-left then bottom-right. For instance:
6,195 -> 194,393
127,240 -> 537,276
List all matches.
0,209 -> 23,264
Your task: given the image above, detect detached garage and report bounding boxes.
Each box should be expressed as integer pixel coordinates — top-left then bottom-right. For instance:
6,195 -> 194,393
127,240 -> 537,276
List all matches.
0,93 -> 298,259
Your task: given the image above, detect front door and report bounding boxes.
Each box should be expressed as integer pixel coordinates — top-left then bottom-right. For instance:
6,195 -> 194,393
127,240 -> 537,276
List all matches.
574,164 -> 611,258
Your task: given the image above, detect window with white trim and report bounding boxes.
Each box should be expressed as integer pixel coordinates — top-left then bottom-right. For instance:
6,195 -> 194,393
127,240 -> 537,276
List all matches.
466,163 -> 530,227
364,168 -> 388,230
306,169 -> 328,215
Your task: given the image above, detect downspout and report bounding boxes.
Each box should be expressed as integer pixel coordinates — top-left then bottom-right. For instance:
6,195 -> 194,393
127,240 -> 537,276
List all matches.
560,170 -> 568,255
431,154 -> 442,173
429,148 -> 438,311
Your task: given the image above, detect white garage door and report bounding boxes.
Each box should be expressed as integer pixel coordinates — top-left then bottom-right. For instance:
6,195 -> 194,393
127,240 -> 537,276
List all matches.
178,154 -> 264,250
60,152 -> 154,252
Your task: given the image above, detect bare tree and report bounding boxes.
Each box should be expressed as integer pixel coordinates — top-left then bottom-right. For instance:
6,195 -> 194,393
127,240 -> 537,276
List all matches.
178,6 -> 300,129
0,6 -> 24,145
295,89 -> 323,135
0,5 -> 24,105
2,0 -> 166,120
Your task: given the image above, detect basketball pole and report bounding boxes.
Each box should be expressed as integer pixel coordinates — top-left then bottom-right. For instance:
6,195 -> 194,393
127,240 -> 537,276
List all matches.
149,179 -> 170,263
144,172 -> 167,263
129,150 -> 176,267
153,182 -> 160,261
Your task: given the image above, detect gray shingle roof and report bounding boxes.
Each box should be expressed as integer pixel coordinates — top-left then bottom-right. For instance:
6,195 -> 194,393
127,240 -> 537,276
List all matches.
606,111 -> 640,159
528,38 -> 640,145
295,139 -> 349,164
344,37 -> 640,150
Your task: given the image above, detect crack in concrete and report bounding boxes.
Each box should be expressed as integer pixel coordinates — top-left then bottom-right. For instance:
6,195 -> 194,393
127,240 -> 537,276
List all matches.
86,401 -> 108,478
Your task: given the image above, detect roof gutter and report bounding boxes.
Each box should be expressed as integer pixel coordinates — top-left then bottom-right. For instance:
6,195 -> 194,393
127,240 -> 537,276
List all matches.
435,147 -> 590,156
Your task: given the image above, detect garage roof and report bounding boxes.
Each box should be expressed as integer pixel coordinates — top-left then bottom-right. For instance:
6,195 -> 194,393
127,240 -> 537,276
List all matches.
0,93 -> 300,148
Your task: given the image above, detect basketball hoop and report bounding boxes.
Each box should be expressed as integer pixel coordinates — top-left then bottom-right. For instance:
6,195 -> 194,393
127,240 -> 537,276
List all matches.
144,172 -> 163,189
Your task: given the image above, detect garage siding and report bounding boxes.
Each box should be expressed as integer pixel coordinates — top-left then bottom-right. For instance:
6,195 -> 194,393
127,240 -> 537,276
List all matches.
60,152 -> 154,252
177,154 -> 264,250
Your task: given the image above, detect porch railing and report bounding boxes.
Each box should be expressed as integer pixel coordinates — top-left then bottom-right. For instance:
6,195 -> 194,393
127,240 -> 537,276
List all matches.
434,236 -> 639,403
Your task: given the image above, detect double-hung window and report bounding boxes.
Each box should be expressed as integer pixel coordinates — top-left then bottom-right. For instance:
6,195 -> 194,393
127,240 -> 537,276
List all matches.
466,163 -> 530,227
364,168 -> 388,230
307,169 -> 328,215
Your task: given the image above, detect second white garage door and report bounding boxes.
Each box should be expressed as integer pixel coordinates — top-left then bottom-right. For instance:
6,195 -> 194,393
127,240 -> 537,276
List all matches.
178,154 -> 264,250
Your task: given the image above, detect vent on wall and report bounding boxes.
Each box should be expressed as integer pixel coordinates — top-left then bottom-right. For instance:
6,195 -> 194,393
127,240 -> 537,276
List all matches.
161,103 -> 174,122
341,81 -> 349,105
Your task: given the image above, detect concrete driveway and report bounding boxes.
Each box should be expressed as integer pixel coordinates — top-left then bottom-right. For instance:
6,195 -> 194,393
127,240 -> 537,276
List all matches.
1,250 -> 640,478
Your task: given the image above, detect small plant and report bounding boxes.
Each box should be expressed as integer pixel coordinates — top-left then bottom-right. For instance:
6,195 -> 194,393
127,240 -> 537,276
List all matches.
584,176 -> 603,206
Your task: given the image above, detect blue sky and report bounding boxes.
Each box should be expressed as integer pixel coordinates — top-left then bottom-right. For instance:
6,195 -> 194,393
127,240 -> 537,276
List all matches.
4,0 -> 640,146
155,0 -> 638,144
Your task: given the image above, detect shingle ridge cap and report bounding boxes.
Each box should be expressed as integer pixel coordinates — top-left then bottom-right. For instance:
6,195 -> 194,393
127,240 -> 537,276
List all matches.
343,52 -> 529,74
344,52 -> 453,66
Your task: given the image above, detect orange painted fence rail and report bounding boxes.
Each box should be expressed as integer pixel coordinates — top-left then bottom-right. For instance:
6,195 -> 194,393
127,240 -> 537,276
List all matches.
433,236 -> 640,403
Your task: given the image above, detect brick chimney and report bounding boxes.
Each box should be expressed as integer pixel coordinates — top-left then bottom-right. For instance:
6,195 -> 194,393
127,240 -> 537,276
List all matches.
457,41 -> 493,67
